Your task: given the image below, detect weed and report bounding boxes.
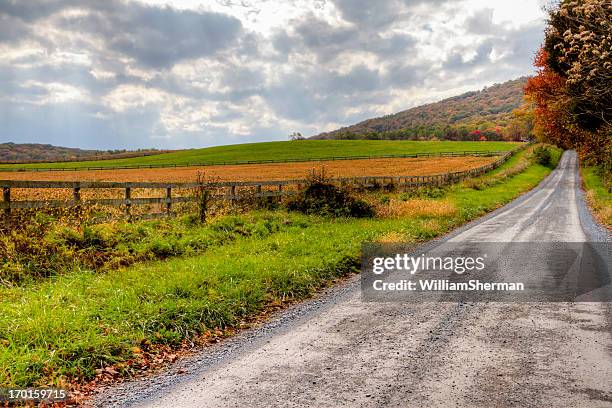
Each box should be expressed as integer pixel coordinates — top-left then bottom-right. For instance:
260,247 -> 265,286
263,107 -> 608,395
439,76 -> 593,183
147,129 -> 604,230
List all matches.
532,146 -> 552,167
287,169 -> 374,218
377,199 -> 457,219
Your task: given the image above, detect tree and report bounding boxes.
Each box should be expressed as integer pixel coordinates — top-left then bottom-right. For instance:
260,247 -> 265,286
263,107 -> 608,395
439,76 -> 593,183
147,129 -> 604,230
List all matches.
289,132 -> 305,141
526,0 -> 610,172
525,48 -> 580,149
544,0 -> 611,130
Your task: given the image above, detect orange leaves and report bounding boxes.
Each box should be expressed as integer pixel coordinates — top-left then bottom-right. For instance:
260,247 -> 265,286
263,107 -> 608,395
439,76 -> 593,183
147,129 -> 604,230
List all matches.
524,48 -> 574,148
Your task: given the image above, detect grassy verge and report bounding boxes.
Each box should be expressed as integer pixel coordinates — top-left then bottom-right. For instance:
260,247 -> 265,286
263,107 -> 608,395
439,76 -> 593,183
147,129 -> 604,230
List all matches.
582,166 -> 611,228
0,145 -> 559,388
0,140 -> 520,170
0,212 -> 310,285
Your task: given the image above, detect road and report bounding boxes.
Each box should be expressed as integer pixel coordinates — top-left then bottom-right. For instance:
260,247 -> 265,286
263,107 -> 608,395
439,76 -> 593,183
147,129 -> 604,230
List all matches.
94,151 -> 611,408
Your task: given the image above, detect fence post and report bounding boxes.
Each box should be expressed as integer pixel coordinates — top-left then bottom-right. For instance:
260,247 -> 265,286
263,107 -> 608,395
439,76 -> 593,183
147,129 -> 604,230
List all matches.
166,187 -> 172,215
125,187 -> 132,219
73,187 -> 81,202
3,187 -> 10,217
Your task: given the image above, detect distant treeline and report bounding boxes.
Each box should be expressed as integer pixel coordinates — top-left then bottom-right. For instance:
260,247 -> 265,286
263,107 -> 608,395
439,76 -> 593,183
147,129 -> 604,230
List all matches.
0,143 -> 169,164
330,118 -> 533,142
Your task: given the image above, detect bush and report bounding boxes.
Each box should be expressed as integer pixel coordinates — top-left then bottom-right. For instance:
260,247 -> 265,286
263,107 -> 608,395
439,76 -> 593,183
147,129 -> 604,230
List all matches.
532,146 -> 552,167
287,182 -> 374,218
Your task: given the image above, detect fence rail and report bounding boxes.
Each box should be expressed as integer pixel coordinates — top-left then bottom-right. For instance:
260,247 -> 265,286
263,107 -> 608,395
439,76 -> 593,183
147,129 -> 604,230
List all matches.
0,147 -> 525,220
0,149 -> 516,173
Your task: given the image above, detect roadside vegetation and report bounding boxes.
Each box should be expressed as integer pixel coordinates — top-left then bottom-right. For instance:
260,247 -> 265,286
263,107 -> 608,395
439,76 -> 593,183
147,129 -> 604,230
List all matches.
525,1 -> 610,188
524,1 -> 610,227
0,144 -> 560,391
582,167 -> 611,228
0,212 -> 306,286
0,140 -> 519,170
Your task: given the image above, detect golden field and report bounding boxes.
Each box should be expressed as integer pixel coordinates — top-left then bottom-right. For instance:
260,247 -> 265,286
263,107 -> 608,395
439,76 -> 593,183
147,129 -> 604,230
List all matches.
0,156 -> 496,183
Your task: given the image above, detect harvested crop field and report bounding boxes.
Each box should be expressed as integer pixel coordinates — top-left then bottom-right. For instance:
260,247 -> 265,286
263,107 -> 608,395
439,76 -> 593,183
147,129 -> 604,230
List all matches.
0,156 -> 497,183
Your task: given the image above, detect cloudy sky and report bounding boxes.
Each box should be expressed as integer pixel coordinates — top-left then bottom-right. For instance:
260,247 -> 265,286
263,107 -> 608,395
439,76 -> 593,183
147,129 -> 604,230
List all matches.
0,0 -> 547,150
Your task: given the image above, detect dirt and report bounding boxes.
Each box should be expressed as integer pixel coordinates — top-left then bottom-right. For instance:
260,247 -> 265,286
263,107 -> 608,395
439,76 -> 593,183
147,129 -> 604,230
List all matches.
0,156 -> 496,183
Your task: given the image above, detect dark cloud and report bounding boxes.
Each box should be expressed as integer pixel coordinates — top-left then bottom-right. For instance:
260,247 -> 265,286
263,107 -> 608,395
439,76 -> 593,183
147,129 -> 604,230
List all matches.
442,20 -> 544,79
323,66 -> 381,94
1,0 -> 244,68
55,2 -> 243,68
498,21 -> 544,68
443,40 -> 495,72
262,65 -> 392,124
333,0 -> 400,27
383,62 -> 431,88
332,0 -> 452,27
0,13 -> 30,42
273,15 -> 417,63
0,0 -> 68,22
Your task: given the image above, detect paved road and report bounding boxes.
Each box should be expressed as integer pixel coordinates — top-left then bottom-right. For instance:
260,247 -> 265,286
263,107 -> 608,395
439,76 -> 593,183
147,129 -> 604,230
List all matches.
94,151 -> 611,408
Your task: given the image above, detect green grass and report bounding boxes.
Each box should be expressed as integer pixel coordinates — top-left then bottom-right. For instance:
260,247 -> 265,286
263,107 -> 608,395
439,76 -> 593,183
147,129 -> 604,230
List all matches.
0,212 -> 310,285
0,140 -> 521,170
581,166 -> 611,228
0,145 -> 558,388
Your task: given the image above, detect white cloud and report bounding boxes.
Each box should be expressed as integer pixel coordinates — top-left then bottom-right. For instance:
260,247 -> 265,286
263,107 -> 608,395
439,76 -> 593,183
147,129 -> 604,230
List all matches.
0,0 -> 546,149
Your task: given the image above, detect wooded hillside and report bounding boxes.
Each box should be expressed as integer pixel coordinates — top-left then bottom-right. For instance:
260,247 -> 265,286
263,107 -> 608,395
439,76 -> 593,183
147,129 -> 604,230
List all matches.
313,77 -> 532,142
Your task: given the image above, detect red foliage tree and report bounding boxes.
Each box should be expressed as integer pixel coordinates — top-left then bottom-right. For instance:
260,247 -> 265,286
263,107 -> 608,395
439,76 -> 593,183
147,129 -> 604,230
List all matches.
525,49 -> 572,147
527,0 -> 611,175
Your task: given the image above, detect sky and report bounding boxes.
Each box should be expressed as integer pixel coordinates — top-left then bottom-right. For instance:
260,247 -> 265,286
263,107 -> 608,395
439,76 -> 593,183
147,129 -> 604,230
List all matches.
0,0 -> 547,150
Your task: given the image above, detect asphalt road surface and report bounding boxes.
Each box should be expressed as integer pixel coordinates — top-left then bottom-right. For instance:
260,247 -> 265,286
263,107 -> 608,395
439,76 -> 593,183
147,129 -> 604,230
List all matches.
94,151 -> 611,408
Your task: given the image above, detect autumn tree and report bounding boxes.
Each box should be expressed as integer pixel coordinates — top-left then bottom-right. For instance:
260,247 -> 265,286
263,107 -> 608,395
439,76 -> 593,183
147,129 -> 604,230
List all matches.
544,0 -> 611,130
526,0 -> 611,171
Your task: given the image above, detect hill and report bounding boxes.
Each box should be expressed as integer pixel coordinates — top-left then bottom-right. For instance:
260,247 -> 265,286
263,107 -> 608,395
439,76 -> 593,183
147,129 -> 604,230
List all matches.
313,77 -> 533,142
0,143 -> 166,164
0,140 -> 520,171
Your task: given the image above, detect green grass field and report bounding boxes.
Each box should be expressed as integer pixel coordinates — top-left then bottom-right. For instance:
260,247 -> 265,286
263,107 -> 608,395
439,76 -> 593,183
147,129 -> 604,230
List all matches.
0,140 -> 521,170
0,145 -> 559,388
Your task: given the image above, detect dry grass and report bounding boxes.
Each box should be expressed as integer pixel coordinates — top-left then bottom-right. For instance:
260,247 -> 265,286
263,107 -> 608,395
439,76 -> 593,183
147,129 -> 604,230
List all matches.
585,190 -> 612,228
377,231 -> 410,242
377,198 -> 457,219
0,156 -> 496,183
1,156 -> 496,206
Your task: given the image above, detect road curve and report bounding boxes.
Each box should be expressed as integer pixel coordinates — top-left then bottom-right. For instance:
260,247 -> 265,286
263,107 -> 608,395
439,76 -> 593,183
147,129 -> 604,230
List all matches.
94,151 -> 611,408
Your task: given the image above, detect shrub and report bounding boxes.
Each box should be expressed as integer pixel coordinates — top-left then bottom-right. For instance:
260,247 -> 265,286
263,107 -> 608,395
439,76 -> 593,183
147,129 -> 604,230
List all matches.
532,146 -> 552,167
287,182 -> 374,218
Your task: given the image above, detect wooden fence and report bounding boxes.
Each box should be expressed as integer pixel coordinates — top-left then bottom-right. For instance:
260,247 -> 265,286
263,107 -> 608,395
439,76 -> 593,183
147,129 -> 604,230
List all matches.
0,149 -> 520,220
0,149 -> 514,173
